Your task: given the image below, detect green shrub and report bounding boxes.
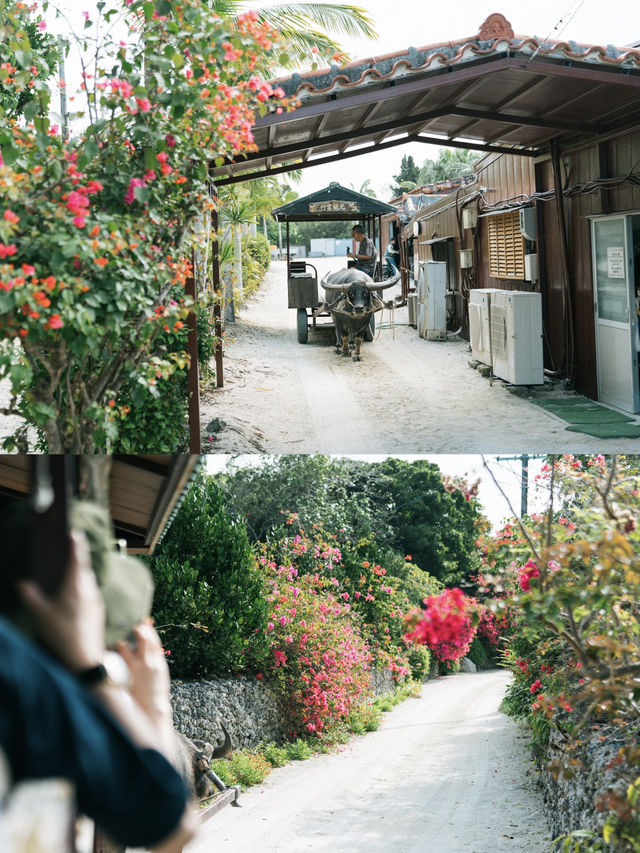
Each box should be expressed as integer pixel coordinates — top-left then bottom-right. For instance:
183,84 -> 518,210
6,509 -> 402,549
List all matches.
148,474 -> 270,678
240,233 -> 271,298
112,301 -> 215,452
211,751 -> 272,788
467,636 -> 489,670
262,742 -> 288,768
285,739 -> 313,761
244,233 -> 271,272
347,703 -> 382,734
407,646 -> 431,682
438,658 -> 460,675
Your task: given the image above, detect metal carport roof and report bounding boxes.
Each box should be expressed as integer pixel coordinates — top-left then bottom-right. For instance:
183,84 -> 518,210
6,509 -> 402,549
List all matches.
210,12 -> 640,187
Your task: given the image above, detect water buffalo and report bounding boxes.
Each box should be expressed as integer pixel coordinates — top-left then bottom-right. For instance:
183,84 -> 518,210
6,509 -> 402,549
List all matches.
320,268 -> 400,361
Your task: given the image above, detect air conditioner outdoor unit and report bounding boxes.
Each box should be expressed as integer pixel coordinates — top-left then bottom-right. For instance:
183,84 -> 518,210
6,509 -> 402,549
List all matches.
468,289 -> 503,366
459,249 -> 473,268
490,290 -> 544,385
417,261 -> 447,341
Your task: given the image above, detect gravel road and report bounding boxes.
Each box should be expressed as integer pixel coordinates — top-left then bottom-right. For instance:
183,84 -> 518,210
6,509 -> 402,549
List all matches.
186,670 -> 550,853
201,259 -> 639,455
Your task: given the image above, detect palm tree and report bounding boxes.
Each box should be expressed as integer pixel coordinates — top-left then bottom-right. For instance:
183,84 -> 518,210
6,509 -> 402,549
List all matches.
210,2 -> 377,67
350,179 -> 376,198
419,149 -> 478,184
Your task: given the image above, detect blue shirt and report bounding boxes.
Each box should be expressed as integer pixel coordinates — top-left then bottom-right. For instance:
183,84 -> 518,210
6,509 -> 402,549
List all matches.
0,617 -> 188,847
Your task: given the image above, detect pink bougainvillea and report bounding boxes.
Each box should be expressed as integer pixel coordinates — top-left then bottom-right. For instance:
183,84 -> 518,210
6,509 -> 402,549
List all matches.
404,587 -> 480,663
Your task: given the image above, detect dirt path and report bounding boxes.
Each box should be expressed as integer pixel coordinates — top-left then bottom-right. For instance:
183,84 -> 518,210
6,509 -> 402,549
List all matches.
201,260 -> 639,454
186,671 -> 549,853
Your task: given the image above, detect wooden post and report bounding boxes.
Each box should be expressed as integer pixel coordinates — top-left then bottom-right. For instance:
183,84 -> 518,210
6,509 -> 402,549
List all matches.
212,207 -> 224,388
185,265 -> 201,452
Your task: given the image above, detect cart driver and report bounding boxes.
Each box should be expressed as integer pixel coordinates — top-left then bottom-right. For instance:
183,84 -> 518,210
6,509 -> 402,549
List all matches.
347,225 -> 377,278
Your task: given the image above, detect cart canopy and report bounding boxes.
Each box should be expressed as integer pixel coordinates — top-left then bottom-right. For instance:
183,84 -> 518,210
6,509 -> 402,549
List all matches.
273,182 -> 395,222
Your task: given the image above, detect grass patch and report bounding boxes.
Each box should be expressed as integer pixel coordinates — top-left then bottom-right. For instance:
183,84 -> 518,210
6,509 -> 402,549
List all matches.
211,749 -> 272,789
263,742 -> 288,768
285,739 -> 314,761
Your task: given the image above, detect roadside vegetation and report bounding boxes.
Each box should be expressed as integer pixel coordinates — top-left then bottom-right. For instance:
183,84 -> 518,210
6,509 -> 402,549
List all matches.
149,457 -> 495,745
151,454 -> 640,847
472,455 -> 640,852
0,0 -> 377,452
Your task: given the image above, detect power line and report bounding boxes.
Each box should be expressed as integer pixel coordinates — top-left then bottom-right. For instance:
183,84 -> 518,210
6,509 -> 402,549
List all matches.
543,0 -> 589,43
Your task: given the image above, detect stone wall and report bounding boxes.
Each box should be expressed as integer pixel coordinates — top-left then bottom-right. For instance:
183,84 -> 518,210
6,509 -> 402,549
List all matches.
171,668 -> 399,749
537,724 -> 633,842
170,678 -> 287,750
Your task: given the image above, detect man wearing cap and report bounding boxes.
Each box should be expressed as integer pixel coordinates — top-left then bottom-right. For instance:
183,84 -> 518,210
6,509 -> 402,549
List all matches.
347,225 -> 377,278
0,507 -> 196,853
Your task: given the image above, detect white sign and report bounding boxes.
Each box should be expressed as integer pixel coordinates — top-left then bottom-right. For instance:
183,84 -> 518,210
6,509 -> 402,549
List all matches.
309,201 -> 359,213
607,246 -> 625,279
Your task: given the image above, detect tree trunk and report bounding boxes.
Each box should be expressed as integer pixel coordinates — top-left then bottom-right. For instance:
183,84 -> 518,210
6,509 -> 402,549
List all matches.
234,226 -> 243,293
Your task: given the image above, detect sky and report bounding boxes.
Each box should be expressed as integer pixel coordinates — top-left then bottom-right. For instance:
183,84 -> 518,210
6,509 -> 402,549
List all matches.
206,453 -> 547,530
44,0 -> 640,199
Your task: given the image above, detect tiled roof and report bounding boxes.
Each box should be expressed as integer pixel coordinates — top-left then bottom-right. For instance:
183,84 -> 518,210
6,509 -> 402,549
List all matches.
273,12 -> 640,100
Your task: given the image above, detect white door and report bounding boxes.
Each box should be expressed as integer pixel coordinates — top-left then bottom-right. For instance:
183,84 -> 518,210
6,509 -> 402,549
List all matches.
591,216 -> 639,413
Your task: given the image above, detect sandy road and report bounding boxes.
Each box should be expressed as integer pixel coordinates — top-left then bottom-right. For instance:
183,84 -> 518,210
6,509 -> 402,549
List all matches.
202,260 -> 638,454
186,671 -> 549,853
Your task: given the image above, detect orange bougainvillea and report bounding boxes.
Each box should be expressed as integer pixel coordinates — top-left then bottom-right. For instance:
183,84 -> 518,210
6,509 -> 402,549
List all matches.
0,0 -> 291,451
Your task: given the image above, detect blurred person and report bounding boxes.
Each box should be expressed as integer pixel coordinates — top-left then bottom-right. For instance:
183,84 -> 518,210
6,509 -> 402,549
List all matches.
0,522 -> 196,853
383,237 -> 400,278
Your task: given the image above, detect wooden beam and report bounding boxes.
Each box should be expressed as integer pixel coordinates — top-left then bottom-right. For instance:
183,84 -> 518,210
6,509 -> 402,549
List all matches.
185,267 -> 201,454
211,206 -> 224,388
215,134 -> 538,186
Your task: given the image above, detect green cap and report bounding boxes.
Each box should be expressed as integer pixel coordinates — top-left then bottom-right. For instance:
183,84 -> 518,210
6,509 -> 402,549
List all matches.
70,501 -> 154,647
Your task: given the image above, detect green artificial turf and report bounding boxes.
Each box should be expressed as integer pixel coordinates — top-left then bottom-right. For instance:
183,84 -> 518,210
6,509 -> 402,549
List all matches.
533,396 -> 640,438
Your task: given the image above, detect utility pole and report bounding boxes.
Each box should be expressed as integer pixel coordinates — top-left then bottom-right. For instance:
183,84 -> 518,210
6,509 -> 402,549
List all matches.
495,454 -> 543,518
57,36 -> 69,139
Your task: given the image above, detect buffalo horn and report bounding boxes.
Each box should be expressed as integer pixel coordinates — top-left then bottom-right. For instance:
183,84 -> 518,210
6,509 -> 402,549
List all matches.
211,724 -> 232,760
367,269 -> 401,291
321,273 -> 351,293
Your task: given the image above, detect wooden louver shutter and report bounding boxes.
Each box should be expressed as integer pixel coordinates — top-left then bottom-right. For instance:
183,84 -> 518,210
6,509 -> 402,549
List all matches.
488,210 -> 525,280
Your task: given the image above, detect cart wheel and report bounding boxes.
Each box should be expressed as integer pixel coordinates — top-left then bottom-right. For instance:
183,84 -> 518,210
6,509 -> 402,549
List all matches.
297,308 -> 308,343
364,313 -> 375,342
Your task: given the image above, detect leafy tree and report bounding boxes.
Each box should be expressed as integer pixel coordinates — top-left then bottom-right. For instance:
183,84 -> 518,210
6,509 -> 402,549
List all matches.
389,154 -> 421,197
220,455 -> 389,544
149,474 -> 269,678
418,148 -> 478,184
0,1 -> 289,451
370,458 -> 484,586
221,455 -> 485,586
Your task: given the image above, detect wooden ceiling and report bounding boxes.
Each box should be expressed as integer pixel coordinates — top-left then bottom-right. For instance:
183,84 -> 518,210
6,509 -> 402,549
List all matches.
0,455 -> 201,553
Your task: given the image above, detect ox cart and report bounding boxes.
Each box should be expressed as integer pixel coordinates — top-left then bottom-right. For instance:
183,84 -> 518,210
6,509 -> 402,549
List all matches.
287,259 -> 377,345
273,182 -> 396,346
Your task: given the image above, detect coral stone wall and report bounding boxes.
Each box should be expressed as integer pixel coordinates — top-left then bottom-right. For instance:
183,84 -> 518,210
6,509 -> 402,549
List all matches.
170,668 -> 397,749
538,725 -> 633,839
170,678 -> 287,750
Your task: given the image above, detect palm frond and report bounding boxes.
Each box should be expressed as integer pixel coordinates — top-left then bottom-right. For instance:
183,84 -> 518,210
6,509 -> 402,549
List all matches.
273,29 -> 347,65
258,4 -> 377,41
209,0 -> 243,16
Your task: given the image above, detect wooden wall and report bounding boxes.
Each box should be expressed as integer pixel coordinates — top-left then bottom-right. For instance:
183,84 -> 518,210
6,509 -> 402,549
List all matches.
406,130 -> 640,398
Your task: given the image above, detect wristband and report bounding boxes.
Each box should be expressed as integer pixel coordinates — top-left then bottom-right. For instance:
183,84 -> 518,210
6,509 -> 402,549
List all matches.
76,663 -> 109,687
